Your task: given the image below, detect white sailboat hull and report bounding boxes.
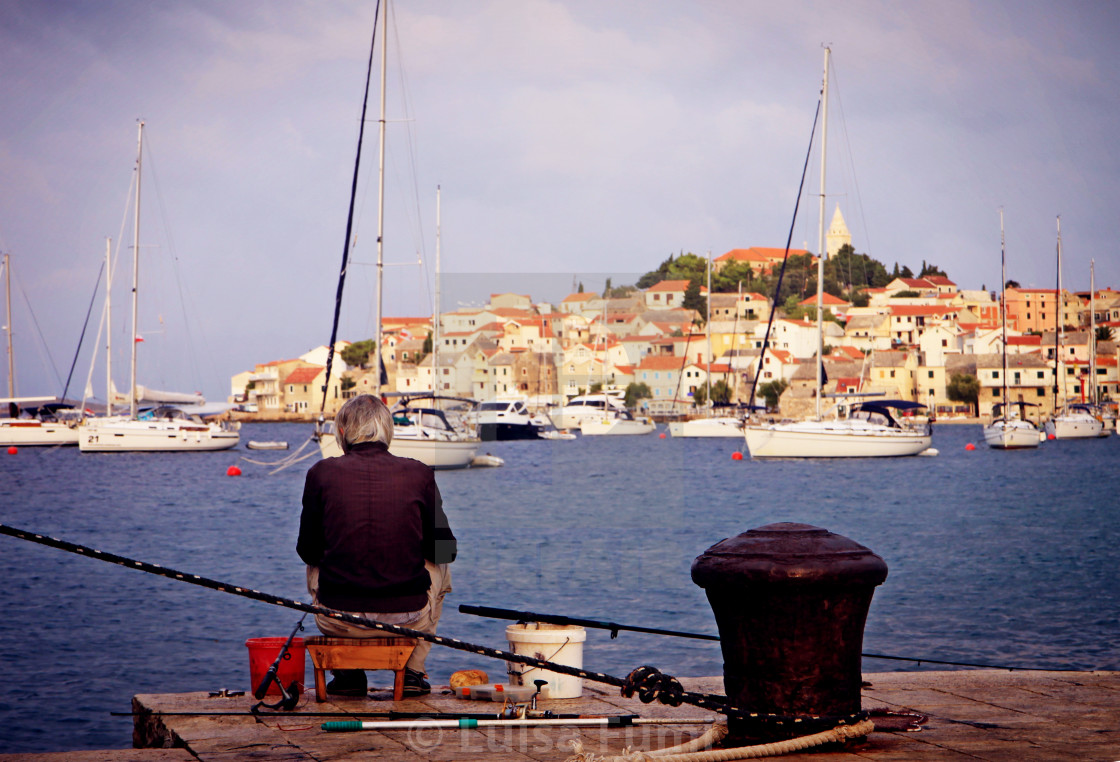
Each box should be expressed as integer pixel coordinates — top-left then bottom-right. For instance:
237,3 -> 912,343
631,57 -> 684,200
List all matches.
318,431 -> 480,470
0,420 -> 80,446
668,417 -> 744,438
579,416 -> 656,436
744,420 -> 931,458
983,420 -> 1042,449
1044,414 -> 1106,439
78,418 -> 239,452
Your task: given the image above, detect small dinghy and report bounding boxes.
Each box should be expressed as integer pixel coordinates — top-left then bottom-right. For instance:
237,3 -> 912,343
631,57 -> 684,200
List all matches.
470,453 -> 505,468
247,440 -> 289,450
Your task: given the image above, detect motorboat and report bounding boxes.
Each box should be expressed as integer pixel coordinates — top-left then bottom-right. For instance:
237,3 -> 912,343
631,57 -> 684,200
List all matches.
473,398 -> 547,441
550,393 -> 628,428
578,408 -> 656,436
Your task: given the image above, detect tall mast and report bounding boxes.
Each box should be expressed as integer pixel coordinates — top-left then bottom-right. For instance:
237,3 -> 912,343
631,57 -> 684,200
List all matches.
1090,259 -> 1096,404
433,185 -> 441,392
105,238 -> 113,417
372,0 -> 387,397
3,253 -> 12,398
705,250 -> 711,408
129,121 -> 144,420
1053,216 -> 1063,413
999,208 -> 1008,419
814,46 -> 830,421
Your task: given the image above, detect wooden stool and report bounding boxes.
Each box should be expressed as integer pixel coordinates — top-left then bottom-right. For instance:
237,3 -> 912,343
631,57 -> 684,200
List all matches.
304,636 -> 418,701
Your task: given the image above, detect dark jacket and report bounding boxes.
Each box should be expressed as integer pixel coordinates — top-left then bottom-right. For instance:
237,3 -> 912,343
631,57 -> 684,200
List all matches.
297,441 -> 457,613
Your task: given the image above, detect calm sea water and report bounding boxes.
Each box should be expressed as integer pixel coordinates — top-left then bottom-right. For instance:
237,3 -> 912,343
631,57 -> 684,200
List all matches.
1,423 -> 1117,753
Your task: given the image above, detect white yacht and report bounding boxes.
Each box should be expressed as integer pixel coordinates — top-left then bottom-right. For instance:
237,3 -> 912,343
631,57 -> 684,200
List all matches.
742,49 -> 932,459
551,393 -> 628,429
1044,403 -> 1107,440
984,403 -> 1042,450
473,398 -> 548,441
579,408 -> 656,436
319,395 -> 480,470
77,122 -> 239,453
79,406 -> 239,452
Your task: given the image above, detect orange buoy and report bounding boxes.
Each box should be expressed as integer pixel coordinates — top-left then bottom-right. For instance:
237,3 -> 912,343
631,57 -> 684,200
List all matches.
6,446 -> 17,455
731,451 -> 744,461
226,465 -> 242,476
965,443 -> 976,451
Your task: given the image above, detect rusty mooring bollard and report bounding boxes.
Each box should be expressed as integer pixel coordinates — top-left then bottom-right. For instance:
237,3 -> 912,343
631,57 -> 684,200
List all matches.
691,522 -> 887,742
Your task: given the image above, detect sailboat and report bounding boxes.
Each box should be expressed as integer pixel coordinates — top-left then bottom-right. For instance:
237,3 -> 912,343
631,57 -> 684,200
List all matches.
743,47 -> 932,459
983,210 -> 1042,449
78,122 -> 239,452
578,295 -> 655,436
316,5 -> 480,468
1043,217 -> 1105,440
670,252 -> 748,437
0,254 -> 81,446
0,255 -> 81,445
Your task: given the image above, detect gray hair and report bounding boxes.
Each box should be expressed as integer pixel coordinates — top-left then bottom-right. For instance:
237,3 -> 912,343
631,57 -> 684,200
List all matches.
334,394 -> 394,452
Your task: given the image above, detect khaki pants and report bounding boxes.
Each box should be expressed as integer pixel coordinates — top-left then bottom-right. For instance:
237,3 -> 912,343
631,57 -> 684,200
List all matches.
306,561 -> 451,675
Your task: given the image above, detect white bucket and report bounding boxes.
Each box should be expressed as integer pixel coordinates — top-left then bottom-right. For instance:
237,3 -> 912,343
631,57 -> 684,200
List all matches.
505,623 -> 587,699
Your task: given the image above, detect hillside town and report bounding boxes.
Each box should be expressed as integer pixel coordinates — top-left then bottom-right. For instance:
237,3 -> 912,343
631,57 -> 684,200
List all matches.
230,214 -> 1119,423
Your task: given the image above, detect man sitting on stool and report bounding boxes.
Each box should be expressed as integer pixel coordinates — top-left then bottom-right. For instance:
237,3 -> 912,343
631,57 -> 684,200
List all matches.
298,394 -> 456,697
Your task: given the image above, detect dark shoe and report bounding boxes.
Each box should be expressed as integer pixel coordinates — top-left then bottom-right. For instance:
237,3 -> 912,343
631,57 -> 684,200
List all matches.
326,669 -> 367,697
402,668 -> 430,697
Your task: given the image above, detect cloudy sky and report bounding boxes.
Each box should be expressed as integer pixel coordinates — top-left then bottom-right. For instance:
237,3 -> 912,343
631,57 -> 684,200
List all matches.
2,0 -> 1117,403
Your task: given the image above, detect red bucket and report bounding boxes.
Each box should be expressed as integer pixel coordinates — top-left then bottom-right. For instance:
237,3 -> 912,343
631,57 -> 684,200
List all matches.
245,637 -> 306,696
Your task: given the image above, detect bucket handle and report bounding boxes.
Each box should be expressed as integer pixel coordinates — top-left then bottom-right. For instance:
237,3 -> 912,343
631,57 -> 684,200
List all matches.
509,637 -> 572,676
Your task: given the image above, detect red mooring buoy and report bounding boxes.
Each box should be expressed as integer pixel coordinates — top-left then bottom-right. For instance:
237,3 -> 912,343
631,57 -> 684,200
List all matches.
226,465 -> 242,476
965,443 -> 976,451
732,451 -> 744,461
6,446 -> 17,455
659,432 -> 666,439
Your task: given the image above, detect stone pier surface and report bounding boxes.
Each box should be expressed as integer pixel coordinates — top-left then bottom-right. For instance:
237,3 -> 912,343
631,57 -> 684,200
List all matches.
1,671 -> 1117,761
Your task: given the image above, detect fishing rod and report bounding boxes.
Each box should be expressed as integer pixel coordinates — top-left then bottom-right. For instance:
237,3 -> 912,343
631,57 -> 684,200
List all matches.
461,604 -> 1090,673
112,709 -> 710,723
251,613 -> 306,712
322,716 -> 713,732
460,604 -> 718,641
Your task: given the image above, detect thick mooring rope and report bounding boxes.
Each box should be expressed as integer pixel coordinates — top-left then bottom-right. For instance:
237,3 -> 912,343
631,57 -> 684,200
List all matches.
566,719 -> 875,762
0,522 -> 866,734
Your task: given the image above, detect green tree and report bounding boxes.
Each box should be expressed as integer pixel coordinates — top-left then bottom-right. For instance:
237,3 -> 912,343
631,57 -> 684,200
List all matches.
947,373 -> 980,414
919,261 -> 947,278
691,385 -> 707,407
1096,326 -> 1114,343
683,280 -> 707,323
710,379 -> 732,404
758,379 -> 788,411
340,376 -> 357,391
341,339 -> 376,368
416,332 -> 432,363
624,382 -> 652,409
